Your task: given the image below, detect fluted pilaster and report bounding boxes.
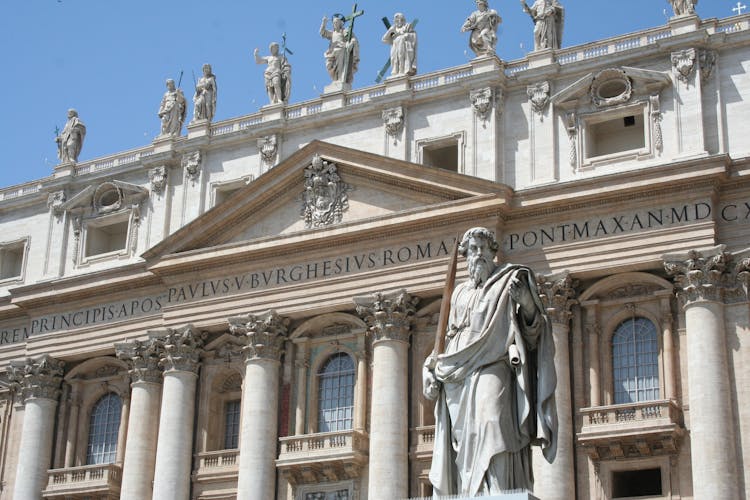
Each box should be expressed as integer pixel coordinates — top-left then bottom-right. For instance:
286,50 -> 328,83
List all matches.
664,246 -> 742,499
354,289 -> 418,500
8,355 -> 64,500
533,272 -> 577,500
150,325 -> 205,500
231,310 -> 289,500
115,338 -> 164,500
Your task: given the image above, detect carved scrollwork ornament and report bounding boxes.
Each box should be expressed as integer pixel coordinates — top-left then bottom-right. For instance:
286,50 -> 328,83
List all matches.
650,95 -> 664,152
258,135 -> 279,166
148,166 -> 168,195
7,355 -> 65,403
115,338 -> 164,384
536,271 -> 579,326
353,289 -> 418,344
590,69 -> 633,108
47,190 -> 66,218
470,87 -> 495,124
229,310 -> 290,361
527,81 -> 550,119
382,106 -> 405,145
182,151 -> 202,184
301,155 -> 351,228
699,50 -> 717,83
671,48 -> 696,84
151,325 -> 206,374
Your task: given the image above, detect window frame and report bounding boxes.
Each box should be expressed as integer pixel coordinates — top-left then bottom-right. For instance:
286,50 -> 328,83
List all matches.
85,392 -> 123,465
415,131 -> 466,174
611,316 -> 661,404
579,101 -> 653,170
78,208 -> 136,266
0,237 -> 29,284
315,352 -> 356,433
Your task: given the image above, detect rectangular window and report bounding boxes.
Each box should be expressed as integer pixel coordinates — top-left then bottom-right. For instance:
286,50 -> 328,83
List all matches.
612,468 -> 662,498
224,400 -> 241,449
84,217 -> 129,258
423,143 -> 459,172
0,240 -> 26,281
586,113 -> 645,159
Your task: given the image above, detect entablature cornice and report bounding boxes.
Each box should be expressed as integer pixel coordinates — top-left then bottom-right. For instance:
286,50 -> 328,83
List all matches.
506,153 -> 729,220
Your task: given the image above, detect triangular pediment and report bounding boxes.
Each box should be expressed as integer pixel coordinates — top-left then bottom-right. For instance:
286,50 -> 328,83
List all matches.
143,141 -> 509,267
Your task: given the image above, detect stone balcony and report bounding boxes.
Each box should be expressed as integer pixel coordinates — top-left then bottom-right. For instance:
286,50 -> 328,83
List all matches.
578,399 -> 684,460
277,429 -> 369,484
42,463 -> 121,499
193,449 -> 239,483
410,425 -> 436,461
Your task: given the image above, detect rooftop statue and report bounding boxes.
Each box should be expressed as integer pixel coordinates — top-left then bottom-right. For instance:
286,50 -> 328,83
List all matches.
55,109 -> 86,164
191,63 -> 217,123
461,0 -> 502,57
158,79 -> 187,137
320,10 -> 362,85
423,227 -> 557,496
521,0 -> 564,51
381,13 -> 417,78
254,42 -> 292,105
669,0 -> 698,16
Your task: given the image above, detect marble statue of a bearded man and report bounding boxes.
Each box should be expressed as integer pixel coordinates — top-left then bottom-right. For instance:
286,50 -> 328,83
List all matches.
423,227 -> 557,496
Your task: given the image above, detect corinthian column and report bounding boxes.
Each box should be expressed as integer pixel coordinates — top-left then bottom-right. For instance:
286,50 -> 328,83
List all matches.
664,247 -> 740,499
116,339 -> 163,500
231,310 -> 289,500
354,290 -> 418,500
8,355 -> 65,500
533,272 -> 577,500
151,326 -> 205,500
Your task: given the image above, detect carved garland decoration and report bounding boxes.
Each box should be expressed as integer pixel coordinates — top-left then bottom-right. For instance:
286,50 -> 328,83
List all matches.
382,107 -> 405,145
258,135 -> 279,166
671,48 -> 696,84
301,155 -> 351,229
527,81 -> 550,119
149,166 -> 168,195
182,151 -> 202,184
470,87 -> 496,124
565,113 -> 578,169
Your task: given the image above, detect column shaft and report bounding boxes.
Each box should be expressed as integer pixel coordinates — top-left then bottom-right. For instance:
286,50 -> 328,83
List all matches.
369,339 -> 409,499
152,371 -> 198,500
63,394 -> 80,467
684,301 -> 739,499
237,359 -> 280,499
294,341 -> 308,436
13,398 -> 57,500
120,381 -> 161,500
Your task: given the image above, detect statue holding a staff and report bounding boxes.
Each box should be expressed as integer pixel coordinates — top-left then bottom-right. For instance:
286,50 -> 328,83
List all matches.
423,227 -> 557,496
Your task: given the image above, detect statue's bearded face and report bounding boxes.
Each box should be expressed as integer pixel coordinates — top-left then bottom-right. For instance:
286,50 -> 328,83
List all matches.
466,236 -> 496,287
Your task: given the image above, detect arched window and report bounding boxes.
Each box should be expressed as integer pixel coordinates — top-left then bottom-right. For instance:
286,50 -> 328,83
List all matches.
612,317 -> 660,404
317,353 -> 355,432
86,393 -> 122,465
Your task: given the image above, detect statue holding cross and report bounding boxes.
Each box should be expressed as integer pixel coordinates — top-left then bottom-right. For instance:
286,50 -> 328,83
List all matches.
380,13 -> 418,79
667,0 -> 698,16
320,5 -> 364,87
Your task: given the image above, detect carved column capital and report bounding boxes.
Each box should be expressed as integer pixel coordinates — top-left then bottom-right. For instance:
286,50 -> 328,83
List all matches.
229,310 -> 290,362
537,271 -> 578,326
353,289 -> 418,344
7,355 -> 65,403
150,325 -> 206,374
664,246 -> 735,304
148,166 -> 168,195
115,338 -> 164,384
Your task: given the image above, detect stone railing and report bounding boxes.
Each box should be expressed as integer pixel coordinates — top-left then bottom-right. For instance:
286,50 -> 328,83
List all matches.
195,449 -> 240,470
0,179 -> 45,202
209,114 -> 264,137
278,429 -> 368,461
73,145 -> 155,177
580,399 -> 681,428
410,425 -> 435,459
43,463 -> 122,498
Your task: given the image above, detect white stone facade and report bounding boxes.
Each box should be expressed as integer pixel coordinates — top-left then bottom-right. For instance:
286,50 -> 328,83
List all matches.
0,13 -> 749,500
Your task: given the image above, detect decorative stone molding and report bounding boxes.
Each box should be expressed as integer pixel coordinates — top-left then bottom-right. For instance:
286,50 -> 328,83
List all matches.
527,81 -> 550,118
565,112 -> 577,169
148,166 -> 168,195
650,95 -> 664,152
590,69 -> 633,108
699,50 -> 717,83
470,87 -> 496,123
47,190 -> 66,218
353,289 -> 418,344
229,310 -> 290,362
536,271 -> 578,326
258,135 -> 279,166
150,325 -> 206,373
671,48 -> 696,84
664,246 -> 733,304
115,338 -> 164,384
71,215 -> 82,264
301,155 -> 351,228
7,355 -> 65,403
182,151 -> 202,184
382,106 -> 405,145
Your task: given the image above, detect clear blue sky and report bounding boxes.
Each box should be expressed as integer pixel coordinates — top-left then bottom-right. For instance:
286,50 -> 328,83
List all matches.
0,1 -> 736,188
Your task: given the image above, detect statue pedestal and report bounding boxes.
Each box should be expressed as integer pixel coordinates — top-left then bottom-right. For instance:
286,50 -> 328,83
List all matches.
323,81 -> 351,94
669,13 -> 700,35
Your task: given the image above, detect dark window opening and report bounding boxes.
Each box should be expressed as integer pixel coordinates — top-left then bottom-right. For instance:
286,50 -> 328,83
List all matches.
423,143 -> 458,172
612,468 -> 662,498
623,115 -> 636,127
